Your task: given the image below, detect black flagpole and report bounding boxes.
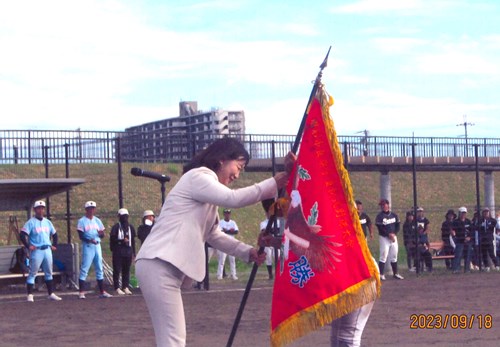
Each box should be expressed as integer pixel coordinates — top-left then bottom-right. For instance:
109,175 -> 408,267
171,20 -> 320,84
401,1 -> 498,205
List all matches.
225,46 -> 332,347
292,45 -> 331,154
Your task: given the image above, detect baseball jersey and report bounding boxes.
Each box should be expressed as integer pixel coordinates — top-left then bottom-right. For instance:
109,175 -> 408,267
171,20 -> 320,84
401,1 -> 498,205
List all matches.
77,216 -> 105,243
21,217 -> 56,248
358,212 -> 372,237
375,211 -> 400,237
452,218 -> 472,244
416,217 -> 430,232
220,219 -> 238,235
478,217 -> 497,243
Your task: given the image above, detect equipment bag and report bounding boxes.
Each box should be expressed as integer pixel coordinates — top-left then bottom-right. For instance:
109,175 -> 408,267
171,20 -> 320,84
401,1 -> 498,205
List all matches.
9,247 -> 30,274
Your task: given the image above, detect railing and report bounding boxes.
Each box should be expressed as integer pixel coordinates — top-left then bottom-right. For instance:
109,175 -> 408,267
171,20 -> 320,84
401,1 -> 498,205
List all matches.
1,129 -> 500,165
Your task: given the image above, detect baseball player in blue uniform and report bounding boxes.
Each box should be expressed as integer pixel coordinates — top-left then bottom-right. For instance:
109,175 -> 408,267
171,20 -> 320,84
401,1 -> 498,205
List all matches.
77,201 -> 112,299
20,200 -> 62,302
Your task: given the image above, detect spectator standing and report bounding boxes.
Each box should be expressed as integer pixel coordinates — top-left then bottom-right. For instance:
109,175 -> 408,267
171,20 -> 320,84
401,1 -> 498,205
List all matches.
375,199 -> 404,280
356,200 -> 373,239
402,211 -> 417,271
77,201 -> 112,299
478,208 -> 500,271
470,210 -> 481,270
137,210 -> 155,245
20,200 -> 62,302
217,209 -> 239,280
451,206 -> 473,273
416,207 -> 430,234
495,225 -> 500,267
110,208 -> 136,295
440,209 -> 456,269
417,225 -> 433,272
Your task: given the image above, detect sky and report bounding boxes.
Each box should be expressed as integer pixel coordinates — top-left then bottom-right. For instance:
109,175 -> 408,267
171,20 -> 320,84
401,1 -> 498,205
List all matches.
1,0 -> 499,139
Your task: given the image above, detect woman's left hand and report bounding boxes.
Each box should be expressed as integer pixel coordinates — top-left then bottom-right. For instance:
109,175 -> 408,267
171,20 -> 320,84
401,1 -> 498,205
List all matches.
249,248 -> 266,265
284,151 -> 297,174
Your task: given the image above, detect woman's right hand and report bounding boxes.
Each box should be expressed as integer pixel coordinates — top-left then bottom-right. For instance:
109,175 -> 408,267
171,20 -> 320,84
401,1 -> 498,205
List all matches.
249,248 -> 266,265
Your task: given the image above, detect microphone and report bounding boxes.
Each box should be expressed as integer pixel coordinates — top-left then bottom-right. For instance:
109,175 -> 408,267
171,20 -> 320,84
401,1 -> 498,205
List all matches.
131,167 -> 171,183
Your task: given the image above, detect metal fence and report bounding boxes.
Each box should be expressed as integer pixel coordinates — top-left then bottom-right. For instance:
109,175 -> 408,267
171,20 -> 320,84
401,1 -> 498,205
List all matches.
1,129 -> 500,165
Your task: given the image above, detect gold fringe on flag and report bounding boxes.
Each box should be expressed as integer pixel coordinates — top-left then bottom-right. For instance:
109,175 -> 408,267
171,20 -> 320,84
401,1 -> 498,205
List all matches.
270,84 -> 381,347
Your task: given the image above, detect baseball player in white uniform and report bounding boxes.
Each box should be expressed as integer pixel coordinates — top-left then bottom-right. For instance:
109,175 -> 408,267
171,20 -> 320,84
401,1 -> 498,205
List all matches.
20,200 -> 62,302
217,209 -> 239,280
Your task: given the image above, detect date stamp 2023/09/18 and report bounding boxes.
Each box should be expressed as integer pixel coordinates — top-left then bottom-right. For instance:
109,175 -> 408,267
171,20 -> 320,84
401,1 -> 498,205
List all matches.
410,314 -> 493,330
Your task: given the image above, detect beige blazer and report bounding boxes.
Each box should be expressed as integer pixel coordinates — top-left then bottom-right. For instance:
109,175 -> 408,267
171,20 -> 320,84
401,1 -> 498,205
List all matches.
136,167 -> 277,282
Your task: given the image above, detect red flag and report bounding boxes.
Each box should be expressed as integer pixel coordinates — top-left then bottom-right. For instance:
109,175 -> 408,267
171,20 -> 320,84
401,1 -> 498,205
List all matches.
270,85 -> 380,346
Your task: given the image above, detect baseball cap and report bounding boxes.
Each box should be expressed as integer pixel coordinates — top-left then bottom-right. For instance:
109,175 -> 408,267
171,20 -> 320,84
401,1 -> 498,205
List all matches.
85,201 -> 97,209
417,207 -> 424,212
33,200 -> 46,208
378,199 -> 389,206
458,206 -> 467,213
118,208 -> 129,216
482,207 -> 490,212
223,209 -> 231,213
143,210 -> 155,217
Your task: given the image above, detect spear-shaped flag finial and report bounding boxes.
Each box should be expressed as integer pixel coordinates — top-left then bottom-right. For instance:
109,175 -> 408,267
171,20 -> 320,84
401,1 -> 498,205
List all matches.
319,45 -> 332,71
292,46 -> 332,154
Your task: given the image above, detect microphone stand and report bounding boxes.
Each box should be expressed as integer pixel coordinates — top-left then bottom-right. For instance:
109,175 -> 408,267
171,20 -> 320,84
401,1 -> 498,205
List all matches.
160,180 -> 166,205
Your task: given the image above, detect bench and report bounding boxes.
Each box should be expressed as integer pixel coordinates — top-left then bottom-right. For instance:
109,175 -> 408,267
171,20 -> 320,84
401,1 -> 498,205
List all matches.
428,241 -> 454,261
0,243 -> 79,290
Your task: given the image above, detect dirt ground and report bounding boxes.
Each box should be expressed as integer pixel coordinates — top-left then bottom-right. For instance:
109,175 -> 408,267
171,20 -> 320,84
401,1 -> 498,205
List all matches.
0,269 -> 498,347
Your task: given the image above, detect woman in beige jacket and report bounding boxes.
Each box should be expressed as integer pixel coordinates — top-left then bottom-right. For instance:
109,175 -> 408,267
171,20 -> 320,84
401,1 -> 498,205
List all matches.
136,138 -> 294,347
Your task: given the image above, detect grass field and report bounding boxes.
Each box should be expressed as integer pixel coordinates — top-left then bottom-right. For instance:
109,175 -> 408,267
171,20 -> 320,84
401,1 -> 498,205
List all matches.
1,163 -> 499,272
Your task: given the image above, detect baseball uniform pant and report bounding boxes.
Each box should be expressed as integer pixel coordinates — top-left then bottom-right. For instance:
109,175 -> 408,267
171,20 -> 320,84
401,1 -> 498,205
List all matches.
330,300 -> 375,347
378,235 -> 398,263
217,251 -> 236,279
136,258 -> 186,347
79,243 -> 104,281
27,248 -> 53,285
264,246 -> 275,266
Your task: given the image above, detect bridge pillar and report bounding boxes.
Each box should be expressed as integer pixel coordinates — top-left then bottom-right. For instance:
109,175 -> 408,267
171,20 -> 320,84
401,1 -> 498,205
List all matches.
484,171 -> 495,212
379,171 -> 392,203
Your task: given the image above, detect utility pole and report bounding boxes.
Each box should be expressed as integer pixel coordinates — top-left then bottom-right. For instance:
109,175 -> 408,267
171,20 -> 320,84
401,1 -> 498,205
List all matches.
356,129 -> 369,156
457,115 -> 474,156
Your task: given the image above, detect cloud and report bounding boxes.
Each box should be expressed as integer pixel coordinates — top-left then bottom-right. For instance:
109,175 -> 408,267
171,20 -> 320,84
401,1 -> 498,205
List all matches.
330,0 -> 455,15
372,37 -> 428,54
330,88 -> 494,137
331,0 -> 425,14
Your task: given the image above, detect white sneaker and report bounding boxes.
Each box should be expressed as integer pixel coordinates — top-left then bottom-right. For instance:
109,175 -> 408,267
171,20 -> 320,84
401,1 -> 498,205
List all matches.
485,267 -> 491,272
123,287 -> 133,295
230,275 -> 238,280
115,288 -> 125,295
48,293 -> 62,301
496,266 -> 500,271
216,276 -> 223,280
27,294 -> 34,302
78,292 -> 86,299
409,267 -> 416,272
99,291 -> 113,298
380,275 -> 386,281
393,274 -> 404,280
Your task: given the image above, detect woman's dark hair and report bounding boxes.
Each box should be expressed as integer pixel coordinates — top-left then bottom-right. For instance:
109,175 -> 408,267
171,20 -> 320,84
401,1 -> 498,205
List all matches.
183,137 -> 250,173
